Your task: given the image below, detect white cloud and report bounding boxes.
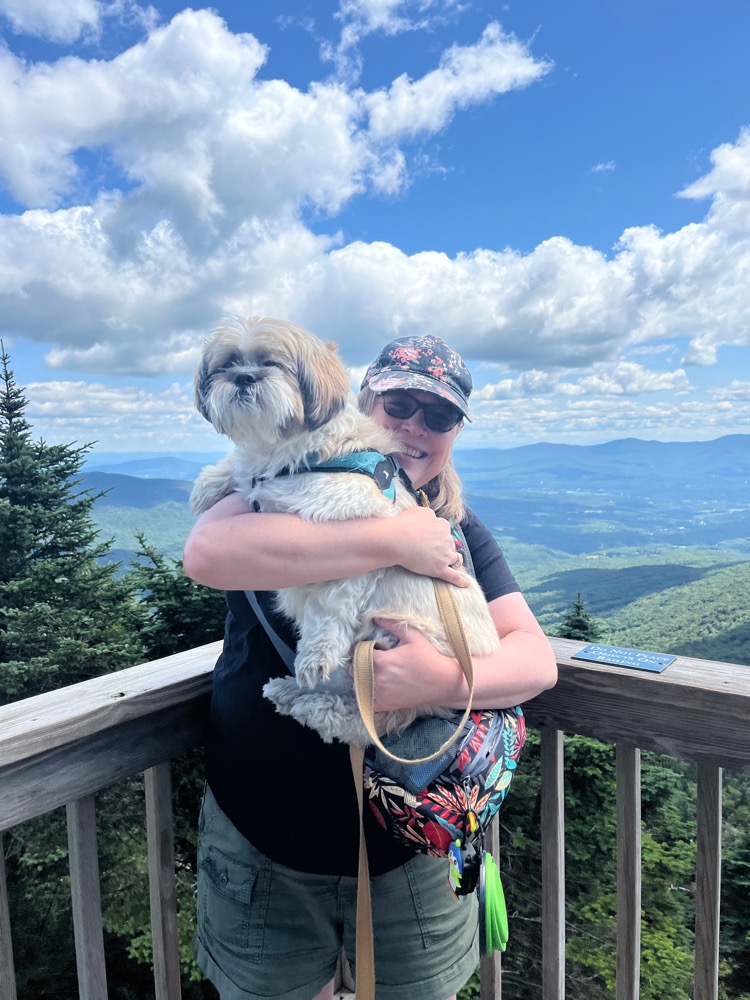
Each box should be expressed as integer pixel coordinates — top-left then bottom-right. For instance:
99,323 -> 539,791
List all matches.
474,362 -> 691,403
365,22 -> 551,141
711,381 -> 750,402
0,9 -> 748,422
0,11 -> 271,210
24,377 -> 219,451
466,394 -> 749,448
591,160 -> 615,173
0,0 -> 101,42
325,0 -> 464,80
0,0 -> 156,44
679,126 -> 750,206
573,362 -> 691,396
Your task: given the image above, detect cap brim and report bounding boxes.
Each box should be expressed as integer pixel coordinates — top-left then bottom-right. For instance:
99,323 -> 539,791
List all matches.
367,371 -> 473,421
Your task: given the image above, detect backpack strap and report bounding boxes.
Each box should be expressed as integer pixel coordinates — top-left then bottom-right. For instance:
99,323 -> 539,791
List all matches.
244,590 -> 296,672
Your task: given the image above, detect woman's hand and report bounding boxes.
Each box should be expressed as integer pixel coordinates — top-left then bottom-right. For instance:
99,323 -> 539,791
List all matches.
370,593 -> 558,712
370,620 -> 451,713
391,507 -> 468,587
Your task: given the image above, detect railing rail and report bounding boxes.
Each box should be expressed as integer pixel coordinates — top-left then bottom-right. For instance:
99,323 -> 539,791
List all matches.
1,638 -> 748,1000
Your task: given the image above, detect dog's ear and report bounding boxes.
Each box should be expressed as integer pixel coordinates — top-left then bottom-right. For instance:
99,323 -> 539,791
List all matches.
194,341 -> 217,422
298,342 -> 350,431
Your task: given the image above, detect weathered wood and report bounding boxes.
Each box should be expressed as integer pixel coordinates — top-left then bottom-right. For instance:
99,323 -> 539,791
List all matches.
616,745 -> 641,1000
480,816 -> 502,1000
67,796 -> 107,1000
525,639 -> 750,772
1,640 -> 748,1000
0,698 -> 209,831
541,728 -> 565,1000
694,765 -> 722,1000
0,642 -> 220,769
0,834 -> 17,1000
145,763 -> 182,1000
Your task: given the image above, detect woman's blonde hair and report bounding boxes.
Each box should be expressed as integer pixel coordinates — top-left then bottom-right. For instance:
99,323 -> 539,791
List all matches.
357,387 -> 466,524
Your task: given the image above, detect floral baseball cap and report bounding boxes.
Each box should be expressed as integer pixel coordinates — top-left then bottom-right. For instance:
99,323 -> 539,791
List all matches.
361,335 -> 473,421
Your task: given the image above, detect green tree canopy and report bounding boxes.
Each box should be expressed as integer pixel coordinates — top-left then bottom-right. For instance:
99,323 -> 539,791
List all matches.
0,345 -> 144,700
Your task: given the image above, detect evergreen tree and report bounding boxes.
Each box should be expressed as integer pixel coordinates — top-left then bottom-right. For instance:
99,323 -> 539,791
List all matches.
721,825 -> 750,996
0,348 -> 156,997
0,346 -> 144,703
126,533 -> 226,660
557,590 -> 605,642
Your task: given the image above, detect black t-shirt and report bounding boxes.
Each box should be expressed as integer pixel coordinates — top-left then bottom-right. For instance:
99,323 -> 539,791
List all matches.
205,507 -> 520,877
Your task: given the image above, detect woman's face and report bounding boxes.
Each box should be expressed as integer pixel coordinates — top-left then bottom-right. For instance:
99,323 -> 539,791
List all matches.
371,389 -> 461,489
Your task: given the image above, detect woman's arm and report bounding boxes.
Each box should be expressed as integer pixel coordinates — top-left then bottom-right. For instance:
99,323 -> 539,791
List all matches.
182,492 -> 470,591
370,591 -> 558,711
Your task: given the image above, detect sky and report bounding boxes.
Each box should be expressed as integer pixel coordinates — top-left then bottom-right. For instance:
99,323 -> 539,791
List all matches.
1,0 -> 749,455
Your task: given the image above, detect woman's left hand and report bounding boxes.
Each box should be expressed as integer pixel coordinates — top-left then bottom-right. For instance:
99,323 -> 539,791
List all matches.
370,617 -> 451,713
368,592 -> 558,712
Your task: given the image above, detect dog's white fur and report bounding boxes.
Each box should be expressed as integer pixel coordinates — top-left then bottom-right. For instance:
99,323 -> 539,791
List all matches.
191,316 -> 500,745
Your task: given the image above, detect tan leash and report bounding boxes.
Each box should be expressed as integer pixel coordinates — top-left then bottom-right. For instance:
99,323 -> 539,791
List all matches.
348,577 -> 477,1000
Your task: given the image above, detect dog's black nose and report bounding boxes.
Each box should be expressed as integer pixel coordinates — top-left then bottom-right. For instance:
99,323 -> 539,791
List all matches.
234,372 -> 257,388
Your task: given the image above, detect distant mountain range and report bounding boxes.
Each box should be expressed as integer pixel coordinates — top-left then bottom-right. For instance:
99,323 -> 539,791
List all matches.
87,435 -> 748,486
85,453 -> 224,481
83,435 -> 749,560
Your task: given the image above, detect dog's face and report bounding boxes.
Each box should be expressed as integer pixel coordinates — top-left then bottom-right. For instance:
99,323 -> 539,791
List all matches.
195,316 -> 351,447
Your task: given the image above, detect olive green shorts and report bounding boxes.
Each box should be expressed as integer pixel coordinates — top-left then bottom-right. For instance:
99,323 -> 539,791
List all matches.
194,786 -> 479,1000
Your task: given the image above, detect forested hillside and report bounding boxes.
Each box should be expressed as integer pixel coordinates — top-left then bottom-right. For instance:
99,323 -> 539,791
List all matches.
85,435 -> 750,666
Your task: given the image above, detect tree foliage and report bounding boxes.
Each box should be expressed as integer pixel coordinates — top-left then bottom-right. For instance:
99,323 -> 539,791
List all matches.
0,348 -> 152,995
125,532 -> 226,660
0,347 -> 144,703
555,589 -> 605,642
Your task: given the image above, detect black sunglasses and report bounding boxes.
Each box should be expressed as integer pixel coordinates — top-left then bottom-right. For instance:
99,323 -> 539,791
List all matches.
380,391 -> 463,432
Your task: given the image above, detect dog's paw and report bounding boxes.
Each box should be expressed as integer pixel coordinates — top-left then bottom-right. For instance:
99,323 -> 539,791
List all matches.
287,693 -> 366,745
263,676 -> 302,713
295,652 -> 340,689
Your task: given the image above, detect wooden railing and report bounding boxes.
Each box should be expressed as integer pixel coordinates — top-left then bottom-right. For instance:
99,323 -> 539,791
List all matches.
1,638 -> 749,1000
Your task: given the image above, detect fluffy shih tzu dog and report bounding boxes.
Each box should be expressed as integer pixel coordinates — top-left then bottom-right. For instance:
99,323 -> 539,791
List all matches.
191,315 -> 500,745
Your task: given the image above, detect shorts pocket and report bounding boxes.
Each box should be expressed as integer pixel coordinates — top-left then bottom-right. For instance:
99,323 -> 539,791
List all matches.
198,844 -> 270,964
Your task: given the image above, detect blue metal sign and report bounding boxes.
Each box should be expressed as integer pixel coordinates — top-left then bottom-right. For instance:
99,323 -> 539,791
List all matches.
571,643 -> 676,672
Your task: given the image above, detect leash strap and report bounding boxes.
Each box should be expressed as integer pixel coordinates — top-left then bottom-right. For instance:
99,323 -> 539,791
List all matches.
352,578 -> 475,765
350,577 -> 477,1000
349,744 -> 376,996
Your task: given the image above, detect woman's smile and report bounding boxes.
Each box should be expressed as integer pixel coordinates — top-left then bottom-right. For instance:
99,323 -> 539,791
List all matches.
373,390 -> 459,489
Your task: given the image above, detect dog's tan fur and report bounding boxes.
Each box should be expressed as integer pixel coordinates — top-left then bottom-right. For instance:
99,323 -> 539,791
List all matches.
192,316 -> 500,745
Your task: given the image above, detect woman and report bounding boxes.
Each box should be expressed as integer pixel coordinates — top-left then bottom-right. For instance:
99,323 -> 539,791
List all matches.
183,332 -> 557,1000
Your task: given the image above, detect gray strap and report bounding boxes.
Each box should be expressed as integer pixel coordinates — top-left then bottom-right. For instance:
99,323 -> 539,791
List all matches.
453,522 -> 475,578
244,590 -> 296,671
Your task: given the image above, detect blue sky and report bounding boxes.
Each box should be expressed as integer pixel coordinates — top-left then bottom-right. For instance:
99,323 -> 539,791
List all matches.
0,0 -> 749,453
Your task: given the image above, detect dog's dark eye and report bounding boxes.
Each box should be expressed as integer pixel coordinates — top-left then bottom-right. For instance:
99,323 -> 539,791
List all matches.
260,360 -> 277,368
217,354 -> 244,374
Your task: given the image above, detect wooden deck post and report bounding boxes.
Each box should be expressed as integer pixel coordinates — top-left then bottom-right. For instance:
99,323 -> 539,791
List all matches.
541,727 -> 565,1000
0,834 -> 18,1000
694,765 -> 722,1000
145,763 -> 182,1000
616,745 -> 641,1000
67,795 -> 108,1000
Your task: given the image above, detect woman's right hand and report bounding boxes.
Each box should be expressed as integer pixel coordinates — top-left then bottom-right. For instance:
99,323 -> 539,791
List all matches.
392,506 -> 469,587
